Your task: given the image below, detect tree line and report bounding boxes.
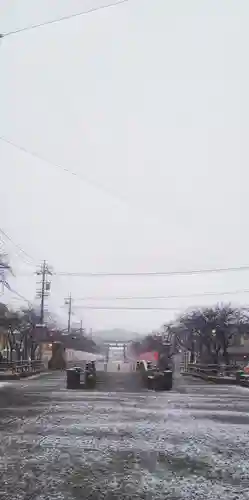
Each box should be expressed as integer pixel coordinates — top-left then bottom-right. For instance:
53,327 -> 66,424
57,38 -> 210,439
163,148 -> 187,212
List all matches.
131,303 -> 249,365
0,303 -> 42,362
0,302 -> 97,363
0,252 -> 97,362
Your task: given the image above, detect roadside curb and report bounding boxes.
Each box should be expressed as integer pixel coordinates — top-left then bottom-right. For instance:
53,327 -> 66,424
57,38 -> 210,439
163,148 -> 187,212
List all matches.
0,370 -> 50,381
181,372 -> 238,385
24,371 -> 51,380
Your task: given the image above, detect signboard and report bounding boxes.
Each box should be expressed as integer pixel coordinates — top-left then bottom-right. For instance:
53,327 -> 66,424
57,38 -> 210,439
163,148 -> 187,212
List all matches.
33,325 -> 50,342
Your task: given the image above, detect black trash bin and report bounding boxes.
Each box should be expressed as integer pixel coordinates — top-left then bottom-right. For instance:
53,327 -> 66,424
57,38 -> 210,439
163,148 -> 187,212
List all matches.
85,364 -> 96,389
153,370 -> 173,391
162,370 -> 173,390
85,371 -> 96,389
147,373 -> 155,390
90,361 -> 96,373
67,367 -> 81,389
236,371 -> 242,384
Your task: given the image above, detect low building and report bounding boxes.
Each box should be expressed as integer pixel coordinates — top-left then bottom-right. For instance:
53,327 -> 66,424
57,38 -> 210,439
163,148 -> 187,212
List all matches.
0,328 -> 8,353
42,343 -> 52,367
227,335 -> 249,364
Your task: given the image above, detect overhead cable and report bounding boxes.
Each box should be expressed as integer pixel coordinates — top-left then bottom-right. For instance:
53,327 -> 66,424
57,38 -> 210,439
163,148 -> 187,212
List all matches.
63,305 -> 183,311
0,136 -> 144,213
2,0 -> 130,38
52,264 -> 249,277
17,264 -> 249,278
0,227 -> 36,265
71,289 -> 249,300
3,281 -> 33,306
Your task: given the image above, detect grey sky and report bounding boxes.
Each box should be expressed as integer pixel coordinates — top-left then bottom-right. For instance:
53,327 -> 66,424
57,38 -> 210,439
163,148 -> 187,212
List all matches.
1,0 -> 249,332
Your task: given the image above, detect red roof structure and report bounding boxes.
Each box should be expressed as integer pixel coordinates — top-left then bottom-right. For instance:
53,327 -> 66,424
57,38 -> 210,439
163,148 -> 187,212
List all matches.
138,351 -> 158,362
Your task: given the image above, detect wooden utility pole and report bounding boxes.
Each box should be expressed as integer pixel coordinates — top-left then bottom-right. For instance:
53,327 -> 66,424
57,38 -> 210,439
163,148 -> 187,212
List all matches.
65,294 -> 73,334
0,251 -> 12,295
36,260 -> 52,325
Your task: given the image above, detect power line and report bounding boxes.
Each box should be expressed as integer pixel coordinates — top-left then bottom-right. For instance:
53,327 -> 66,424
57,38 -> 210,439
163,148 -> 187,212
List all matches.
62,305 -> 183,311
1,244 -> 30,268
2,272 -> 58,326
3,281 -> 33,306
51,264 -> 249,277
0,227 -> 36,265
2,0 -> 130,38
17,264 -> 249,278
1,140 -> 249,282
0,136 -> 143,213
0,136 -> 180,235
4,284 -> 58,327
71,289 -> 249,301
17,264 -> 249,279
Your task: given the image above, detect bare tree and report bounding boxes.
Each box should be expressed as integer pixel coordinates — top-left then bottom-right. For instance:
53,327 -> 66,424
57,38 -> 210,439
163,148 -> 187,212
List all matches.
19,307 -> 42,361
0,305 -> 22,361
176,304 -> 249,365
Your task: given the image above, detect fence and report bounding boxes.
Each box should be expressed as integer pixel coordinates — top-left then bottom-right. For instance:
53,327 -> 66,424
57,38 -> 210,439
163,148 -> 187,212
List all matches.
182,363 -> 239,378
0,360 -> 45,374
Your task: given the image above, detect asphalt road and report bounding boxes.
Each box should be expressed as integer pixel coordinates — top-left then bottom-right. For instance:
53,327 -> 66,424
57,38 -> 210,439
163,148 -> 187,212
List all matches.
0,366 -> 249,499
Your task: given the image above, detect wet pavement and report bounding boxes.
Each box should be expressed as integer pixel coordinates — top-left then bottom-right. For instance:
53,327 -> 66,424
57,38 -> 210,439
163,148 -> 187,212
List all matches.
0,366 -> 249,499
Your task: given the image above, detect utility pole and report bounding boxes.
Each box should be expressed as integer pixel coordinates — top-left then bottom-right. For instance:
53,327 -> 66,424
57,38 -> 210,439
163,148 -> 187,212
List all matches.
65,294 -> 73,334
36,260 -> 52,325
0,251 -> 12,295
35,261 -> 52,363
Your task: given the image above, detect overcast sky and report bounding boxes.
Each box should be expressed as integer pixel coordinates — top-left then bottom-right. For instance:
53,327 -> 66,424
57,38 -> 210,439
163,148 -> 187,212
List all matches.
1,0 -> 249,332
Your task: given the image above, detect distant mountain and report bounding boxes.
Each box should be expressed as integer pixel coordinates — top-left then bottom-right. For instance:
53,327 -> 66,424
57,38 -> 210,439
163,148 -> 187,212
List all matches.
92,329 -> 142,343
